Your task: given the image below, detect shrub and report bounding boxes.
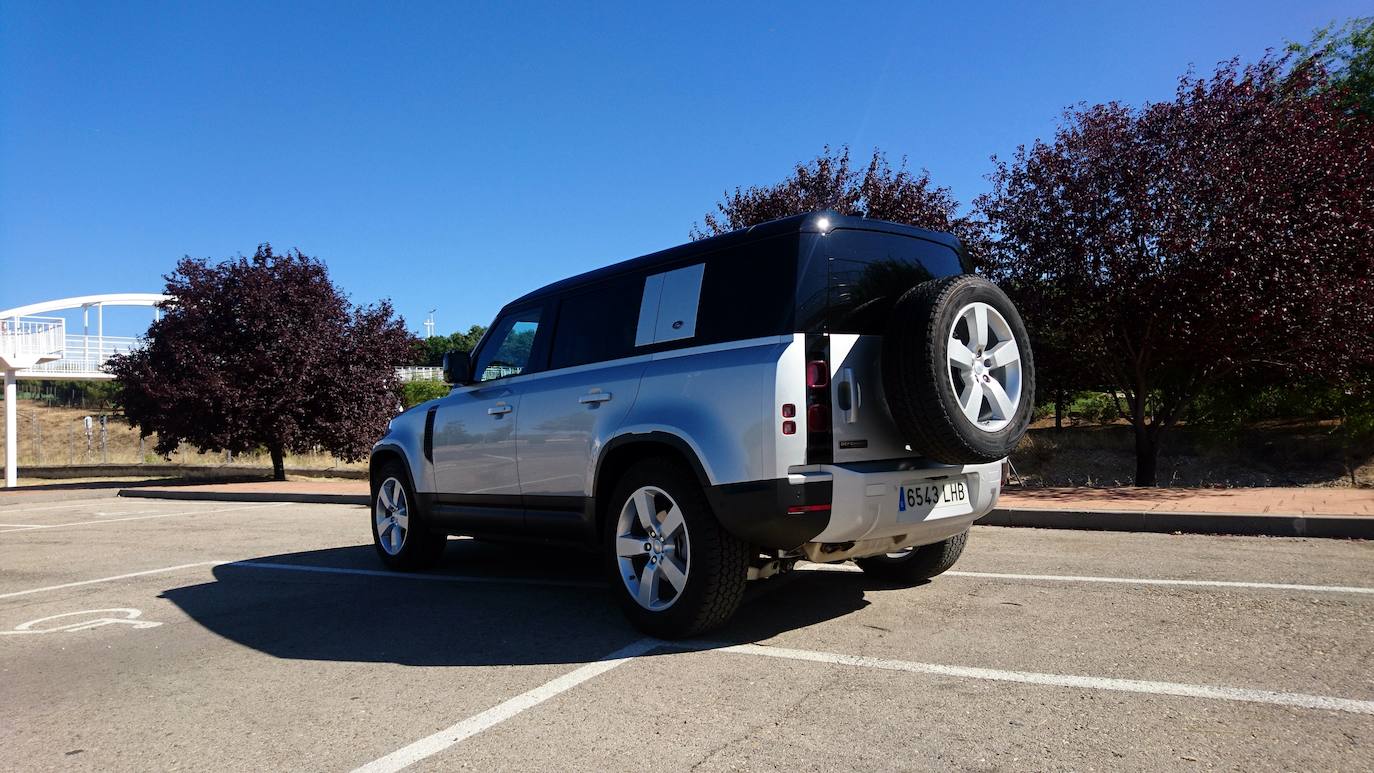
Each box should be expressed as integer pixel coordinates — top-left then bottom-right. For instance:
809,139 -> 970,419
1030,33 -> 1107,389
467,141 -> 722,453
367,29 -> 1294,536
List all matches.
401,380 -> 450,409
1067,392 -> 1120,425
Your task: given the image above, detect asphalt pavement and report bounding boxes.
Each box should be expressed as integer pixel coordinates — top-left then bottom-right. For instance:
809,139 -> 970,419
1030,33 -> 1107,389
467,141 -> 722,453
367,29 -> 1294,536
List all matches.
1,497 -> 1370,771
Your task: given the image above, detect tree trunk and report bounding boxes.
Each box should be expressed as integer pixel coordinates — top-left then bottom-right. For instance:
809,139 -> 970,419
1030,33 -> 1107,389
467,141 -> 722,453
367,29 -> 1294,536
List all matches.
1054,388 -> 1065,431
1133,423 -> 1158,487
270,446 -> 286,482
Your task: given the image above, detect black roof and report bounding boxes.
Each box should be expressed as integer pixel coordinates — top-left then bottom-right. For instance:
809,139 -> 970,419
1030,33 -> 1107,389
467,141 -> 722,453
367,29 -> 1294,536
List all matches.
503,210 -> 963,310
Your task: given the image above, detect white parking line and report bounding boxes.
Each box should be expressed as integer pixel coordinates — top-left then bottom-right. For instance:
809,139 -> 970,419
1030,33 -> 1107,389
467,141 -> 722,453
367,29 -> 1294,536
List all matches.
351,638 -> 659,773
707,643 -> 1374,716
0,561 -> 226,600
0,501 -> 95,513
0,503 -> 291,533
798,563 -> 1374,595
944,570 -> 1374,595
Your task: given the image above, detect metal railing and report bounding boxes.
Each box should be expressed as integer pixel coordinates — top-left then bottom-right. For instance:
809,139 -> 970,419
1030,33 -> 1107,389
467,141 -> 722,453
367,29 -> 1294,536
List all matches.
20,335 -> 139,376
0,316 -> 65,366
397,366 -> 445,383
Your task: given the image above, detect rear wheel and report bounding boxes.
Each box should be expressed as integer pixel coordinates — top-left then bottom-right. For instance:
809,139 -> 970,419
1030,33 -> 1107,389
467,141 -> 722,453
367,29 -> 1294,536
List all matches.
605,459 -> 748,639
855,531 -> 968,585
370,460 -> 447,570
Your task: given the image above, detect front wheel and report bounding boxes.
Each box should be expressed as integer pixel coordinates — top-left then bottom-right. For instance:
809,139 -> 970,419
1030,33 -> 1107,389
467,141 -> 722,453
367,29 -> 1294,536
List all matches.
855,531 -> 968,585
370,460 -> 447,571
605,459 -> 748,639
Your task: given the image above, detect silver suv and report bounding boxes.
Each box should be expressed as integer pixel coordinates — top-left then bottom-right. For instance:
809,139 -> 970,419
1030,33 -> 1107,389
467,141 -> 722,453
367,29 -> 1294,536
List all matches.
370,211 -> 1035,638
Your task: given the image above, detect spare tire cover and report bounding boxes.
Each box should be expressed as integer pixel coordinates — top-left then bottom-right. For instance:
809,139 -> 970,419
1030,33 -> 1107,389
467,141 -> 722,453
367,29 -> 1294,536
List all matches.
881,274 -> 1036,464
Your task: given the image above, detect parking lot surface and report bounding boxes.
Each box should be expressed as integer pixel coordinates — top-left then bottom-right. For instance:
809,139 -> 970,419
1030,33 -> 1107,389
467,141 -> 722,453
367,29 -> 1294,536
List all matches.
1,497 -> 1371,771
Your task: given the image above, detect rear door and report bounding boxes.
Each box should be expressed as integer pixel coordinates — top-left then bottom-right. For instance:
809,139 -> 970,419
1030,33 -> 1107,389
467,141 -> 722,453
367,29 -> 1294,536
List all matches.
514,274 -> 648,539
822,229 -> 966,463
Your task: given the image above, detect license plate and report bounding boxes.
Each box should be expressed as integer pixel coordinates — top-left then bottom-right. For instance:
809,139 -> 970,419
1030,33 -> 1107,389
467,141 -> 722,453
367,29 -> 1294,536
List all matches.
896,478 -> 968,521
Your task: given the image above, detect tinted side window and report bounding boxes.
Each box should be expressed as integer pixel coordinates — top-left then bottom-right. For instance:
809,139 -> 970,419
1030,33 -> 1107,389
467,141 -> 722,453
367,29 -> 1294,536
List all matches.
694,234 -> 797,345
550,275 -> 643,369
474,308 -> 542,381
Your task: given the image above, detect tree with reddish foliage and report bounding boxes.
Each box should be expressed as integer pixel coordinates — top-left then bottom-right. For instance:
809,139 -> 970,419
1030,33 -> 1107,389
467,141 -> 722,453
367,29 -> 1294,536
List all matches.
978,54 -> 1374,486
692,146 -> 989,266
109,245 -> 416,480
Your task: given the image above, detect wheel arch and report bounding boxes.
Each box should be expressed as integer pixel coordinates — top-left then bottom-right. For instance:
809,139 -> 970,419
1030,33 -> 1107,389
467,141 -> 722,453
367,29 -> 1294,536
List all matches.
591,432 -> 712,539
369,443 -> 418,496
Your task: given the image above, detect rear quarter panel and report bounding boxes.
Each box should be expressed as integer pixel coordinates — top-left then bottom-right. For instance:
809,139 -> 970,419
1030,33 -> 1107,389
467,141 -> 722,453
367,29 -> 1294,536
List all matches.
611,336 -> 799,487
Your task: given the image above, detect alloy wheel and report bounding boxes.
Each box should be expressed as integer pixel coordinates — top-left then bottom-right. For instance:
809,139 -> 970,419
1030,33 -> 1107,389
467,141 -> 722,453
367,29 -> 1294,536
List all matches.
615,486 -> 690,611
374,477 -> 410,555
947,301 -> 1023,433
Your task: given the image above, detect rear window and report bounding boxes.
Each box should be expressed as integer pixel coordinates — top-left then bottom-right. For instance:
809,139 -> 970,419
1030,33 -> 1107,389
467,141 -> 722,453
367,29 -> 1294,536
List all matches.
798,229 -> 965,334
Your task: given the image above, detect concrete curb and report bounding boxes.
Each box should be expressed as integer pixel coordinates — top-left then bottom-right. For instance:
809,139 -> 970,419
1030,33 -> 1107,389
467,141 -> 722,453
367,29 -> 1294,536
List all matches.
24,464 -> 366,481
118,489 -> 369,506
980,507 -> 1374,539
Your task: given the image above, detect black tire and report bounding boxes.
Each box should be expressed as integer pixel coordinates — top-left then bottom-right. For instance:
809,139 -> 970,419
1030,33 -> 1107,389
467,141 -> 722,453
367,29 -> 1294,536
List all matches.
883,274 -> 1035,464
855,531 -> 968,585
604,458 -> 748,639
370,460 -> 447,571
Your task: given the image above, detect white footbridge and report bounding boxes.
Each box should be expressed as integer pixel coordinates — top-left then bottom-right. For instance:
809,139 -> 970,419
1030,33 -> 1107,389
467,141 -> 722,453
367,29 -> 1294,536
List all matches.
1,294 -> 446,487
1,294 -> 169,487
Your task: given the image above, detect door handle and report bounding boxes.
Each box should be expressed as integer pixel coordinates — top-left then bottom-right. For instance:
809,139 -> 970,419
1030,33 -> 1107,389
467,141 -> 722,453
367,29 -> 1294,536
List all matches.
488,403 -> 513,415
839,368 -> 860,424
579,391 -> 613,404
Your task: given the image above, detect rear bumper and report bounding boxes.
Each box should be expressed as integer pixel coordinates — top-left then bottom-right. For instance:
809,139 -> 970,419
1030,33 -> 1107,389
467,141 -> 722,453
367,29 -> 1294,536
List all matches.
707,458 -> 1000,552
707,476 -> 833,550
806,458 -> 1001,548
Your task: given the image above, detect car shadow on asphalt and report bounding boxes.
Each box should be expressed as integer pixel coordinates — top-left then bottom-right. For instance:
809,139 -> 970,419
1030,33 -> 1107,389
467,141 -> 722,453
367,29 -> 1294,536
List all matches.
160,539 -> 883,667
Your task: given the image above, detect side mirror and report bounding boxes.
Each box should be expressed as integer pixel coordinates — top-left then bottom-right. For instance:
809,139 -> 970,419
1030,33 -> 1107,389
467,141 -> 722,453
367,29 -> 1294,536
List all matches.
442,350 -> 472,385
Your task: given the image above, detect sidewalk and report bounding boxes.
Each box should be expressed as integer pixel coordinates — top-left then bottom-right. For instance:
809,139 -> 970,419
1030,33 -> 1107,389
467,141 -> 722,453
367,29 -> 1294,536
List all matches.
990,486 -> 1373,538
112,479 -> 1374,539
119,479 -> 369,505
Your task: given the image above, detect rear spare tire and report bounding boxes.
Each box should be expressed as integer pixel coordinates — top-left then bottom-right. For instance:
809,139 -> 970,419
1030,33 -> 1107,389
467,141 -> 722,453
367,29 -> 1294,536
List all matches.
883,275 -> 1035,464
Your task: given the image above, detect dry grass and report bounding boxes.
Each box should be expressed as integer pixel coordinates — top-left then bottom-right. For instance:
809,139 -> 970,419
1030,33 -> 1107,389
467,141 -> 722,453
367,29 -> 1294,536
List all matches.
1011,420 -> 1373,488
0,400 -> 364,472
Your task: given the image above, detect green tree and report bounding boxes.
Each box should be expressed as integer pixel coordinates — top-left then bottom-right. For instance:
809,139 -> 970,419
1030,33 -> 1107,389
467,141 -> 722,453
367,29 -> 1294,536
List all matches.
422,324 -> 486,366
1290,16 -> 1374,118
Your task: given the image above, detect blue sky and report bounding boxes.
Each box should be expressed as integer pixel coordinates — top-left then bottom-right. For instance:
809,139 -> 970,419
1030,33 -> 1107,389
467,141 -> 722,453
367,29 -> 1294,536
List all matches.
0,0 -> 1362,336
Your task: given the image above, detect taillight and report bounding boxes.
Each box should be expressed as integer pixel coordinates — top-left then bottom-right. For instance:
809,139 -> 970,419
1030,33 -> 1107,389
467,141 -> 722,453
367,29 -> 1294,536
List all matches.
804,334 -> 832,464
806,360 -> 829,388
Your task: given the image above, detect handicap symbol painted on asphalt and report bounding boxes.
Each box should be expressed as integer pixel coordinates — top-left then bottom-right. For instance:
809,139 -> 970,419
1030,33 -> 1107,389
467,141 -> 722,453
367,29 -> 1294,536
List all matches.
0,608 -> 163,635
